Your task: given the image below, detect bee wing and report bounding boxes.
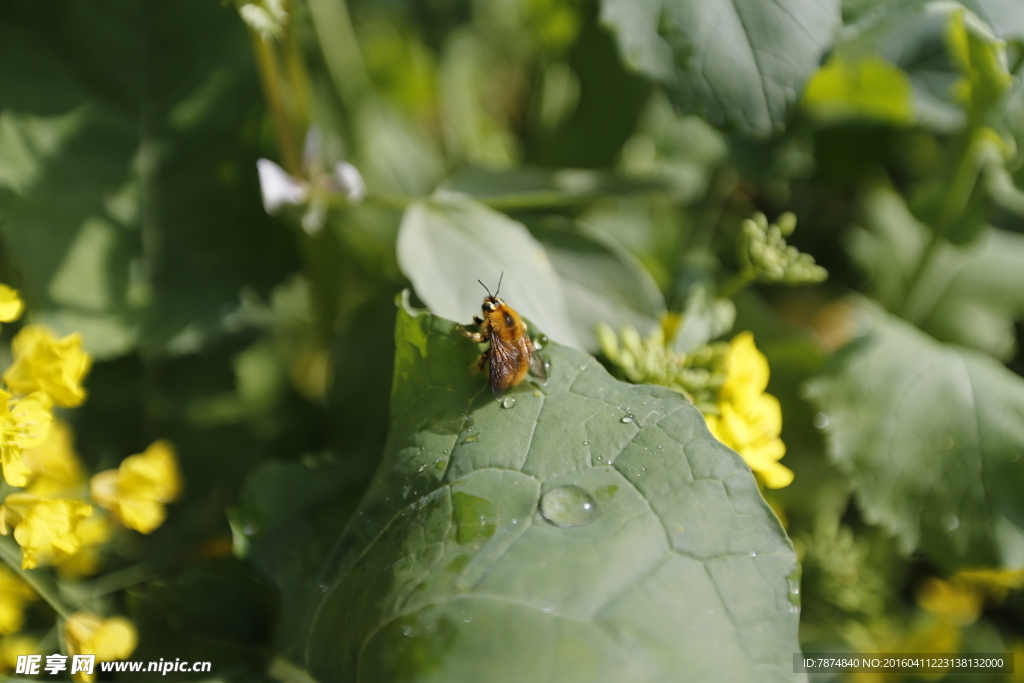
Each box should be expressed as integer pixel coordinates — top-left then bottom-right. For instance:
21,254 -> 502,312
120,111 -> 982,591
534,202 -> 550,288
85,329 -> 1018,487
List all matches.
488,334 -> 522,399
529,338 -> 547,381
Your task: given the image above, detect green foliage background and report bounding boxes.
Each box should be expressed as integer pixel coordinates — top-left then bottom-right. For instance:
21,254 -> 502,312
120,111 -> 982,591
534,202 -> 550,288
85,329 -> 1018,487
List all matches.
1,0 -> 1024,680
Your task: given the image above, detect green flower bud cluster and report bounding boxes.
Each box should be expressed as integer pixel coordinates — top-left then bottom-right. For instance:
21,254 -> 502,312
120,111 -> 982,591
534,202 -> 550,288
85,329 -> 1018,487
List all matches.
739,212 -> 827,285
597,323 -> 728,414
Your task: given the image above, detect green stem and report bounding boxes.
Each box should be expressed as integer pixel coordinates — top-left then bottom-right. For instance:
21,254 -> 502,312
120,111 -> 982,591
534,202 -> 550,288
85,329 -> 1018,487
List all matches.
249,30 -> 303,177
0,536 -> 75,620
898,229 -> 943,322
718,271 -> 754,301
86,562 -> 155,597
898,127 -> 984,321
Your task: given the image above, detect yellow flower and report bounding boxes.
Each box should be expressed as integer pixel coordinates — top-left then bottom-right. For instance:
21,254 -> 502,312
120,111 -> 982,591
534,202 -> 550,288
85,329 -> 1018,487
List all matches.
0,391 -> 53,488
56,515 -> 113,579
0,634 -> 39,674
917,576 -> 982,626
0,564 -> 36,635
0,494 -> 93,569
0,285 -> 24,324
21,419 -> 86,497
64,612 -> 137,681
704,332 -> 793,488
91,440 -> 181,534
951,567 -> 1024,602
4,326 -> 91,408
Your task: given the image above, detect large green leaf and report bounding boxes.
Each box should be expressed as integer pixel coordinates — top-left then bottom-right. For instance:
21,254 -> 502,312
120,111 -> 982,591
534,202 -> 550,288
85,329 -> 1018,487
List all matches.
850,186 -> 1024,359
804,302 -> 1024,569
601,0 -> 841,136
306,300 -> 802,682
396,196 -> 582,349
529,216 -> 666,352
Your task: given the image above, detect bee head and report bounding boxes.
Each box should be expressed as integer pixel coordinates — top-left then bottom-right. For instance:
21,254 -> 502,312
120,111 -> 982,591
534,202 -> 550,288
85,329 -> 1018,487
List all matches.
478,274 -> 503,313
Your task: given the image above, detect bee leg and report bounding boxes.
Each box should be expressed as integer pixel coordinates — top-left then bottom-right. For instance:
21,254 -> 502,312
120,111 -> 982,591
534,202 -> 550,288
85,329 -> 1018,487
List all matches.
473,315 -> 484,325
475,352 -> 489,372
457,324 -> 486,343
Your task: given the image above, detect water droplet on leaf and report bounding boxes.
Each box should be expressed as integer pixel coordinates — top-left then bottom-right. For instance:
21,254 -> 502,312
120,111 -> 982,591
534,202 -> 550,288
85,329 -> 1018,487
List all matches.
502,397 -> 516,409
539,485 -> 599,528
812,413 -> 829,429
620,415 -> 634,424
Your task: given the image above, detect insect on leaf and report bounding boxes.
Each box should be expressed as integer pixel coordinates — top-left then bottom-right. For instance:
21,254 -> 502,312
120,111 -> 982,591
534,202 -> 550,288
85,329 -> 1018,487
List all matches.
306,299 -> 802,682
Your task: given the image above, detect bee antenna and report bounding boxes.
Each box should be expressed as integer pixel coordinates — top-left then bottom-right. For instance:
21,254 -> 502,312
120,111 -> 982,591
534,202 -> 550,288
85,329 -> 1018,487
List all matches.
495,272 -> 503,297
477,279 -> 493,298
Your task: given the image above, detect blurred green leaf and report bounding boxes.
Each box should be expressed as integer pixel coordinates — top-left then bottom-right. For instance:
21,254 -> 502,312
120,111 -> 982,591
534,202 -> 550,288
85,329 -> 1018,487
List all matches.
851,0 -> 1024,41
525,8 -> 652,168
804,301 -> 1024,569
127,558 -> 276,674
829,1 -> 1011,132
803,55 -> 915,125
396,196 -> 582,349
850,186 -> 1024,358
306,304 -> 802,682
0,1 -> 299,358
230,455 -> 368,663
601,0 -> 841,136
528,216 -> 666,352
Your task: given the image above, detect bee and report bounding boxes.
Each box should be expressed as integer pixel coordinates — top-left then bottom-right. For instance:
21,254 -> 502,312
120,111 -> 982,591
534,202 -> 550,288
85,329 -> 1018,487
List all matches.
459,274 -> 547,399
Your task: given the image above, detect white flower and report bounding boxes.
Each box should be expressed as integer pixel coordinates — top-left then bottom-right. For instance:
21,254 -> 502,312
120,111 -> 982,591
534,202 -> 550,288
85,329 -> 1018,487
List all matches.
333,162 -> 366,204
256,159 -> 307,214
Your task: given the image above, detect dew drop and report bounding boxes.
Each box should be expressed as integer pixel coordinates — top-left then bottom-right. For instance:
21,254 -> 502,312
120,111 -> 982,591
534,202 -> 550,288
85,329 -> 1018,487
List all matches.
787,571 -> 801,608
620,415 -> 634,424
583,440 -> 590,446
812,412 -> 829,429
539,485 -> 599,528
943,515 -> 960,532
502,397 -> 516,409
462,434 -> 479,444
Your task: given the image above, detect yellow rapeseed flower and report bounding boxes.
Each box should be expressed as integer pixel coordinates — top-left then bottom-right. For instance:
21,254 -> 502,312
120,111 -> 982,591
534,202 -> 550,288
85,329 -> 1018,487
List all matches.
20,420 -> 86,497
0,564 -> 36,635
704,332 -> 793,488
56,515 -> 113,579
64,612 -> 137,681
0,494 -> 93,569
4,326 -> 91,408
0,634 -> 39,674
91,440 -> 181,534
951,567 -> 1024,602
0,285 -> 24,324
917,576 -> 982,626
0,391 -> 53,488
